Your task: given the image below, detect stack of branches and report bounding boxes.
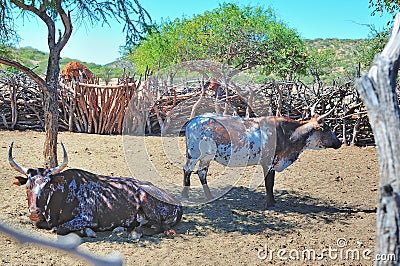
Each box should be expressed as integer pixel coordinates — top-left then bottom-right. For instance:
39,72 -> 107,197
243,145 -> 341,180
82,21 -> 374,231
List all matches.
144,78 -> 392,146
1,66 -> 399,146
59,75 -> 140,135
0,68 -> 140,134
260,80 -> 373,146
0,69 -> 44,130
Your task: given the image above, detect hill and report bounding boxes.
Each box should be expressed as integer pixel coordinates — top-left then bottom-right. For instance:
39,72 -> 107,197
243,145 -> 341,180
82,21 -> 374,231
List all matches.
2,39 -> 366,82
303,38 -> 366,83
4,46 -> 132,80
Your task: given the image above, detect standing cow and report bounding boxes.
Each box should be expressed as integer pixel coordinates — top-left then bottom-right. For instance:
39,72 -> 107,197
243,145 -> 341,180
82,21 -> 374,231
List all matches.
9,142 -> 182,238
182,112 -> 341,207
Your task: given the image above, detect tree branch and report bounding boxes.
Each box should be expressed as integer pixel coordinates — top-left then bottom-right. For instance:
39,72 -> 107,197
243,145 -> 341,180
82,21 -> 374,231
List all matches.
55,0 -> 73,51
0,57 -> 47,89
10,0 -> 56,49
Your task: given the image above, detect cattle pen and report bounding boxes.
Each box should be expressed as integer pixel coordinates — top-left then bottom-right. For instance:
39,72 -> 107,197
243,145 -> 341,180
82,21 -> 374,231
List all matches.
0,65 -> 388,265
0,67 -> 393,146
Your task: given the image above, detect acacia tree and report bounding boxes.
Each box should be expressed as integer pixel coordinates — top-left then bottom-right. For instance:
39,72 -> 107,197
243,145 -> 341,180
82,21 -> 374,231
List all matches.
129,3 -> 307,79
369,0 -> 400,21
0,0 -> 150,167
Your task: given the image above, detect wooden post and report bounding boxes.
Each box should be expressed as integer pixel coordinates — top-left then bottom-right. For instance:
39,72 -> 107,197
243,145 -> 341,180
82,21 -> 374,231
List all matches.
350,113 -> 361,146
68,100 -> 74,132
356,13 -> 400,266
342,103 -> 347,145
9,82 -> 17,129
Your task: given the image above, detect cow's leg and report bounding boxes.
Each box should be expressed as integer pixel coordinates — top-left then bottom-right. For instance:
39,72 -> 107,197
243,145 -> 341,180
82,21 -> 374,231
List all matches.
56,215 -> 97,236
182,158 -> 197,199
198,160 -> 213,200
133,223 -> 163,236
264,169 -> 276,208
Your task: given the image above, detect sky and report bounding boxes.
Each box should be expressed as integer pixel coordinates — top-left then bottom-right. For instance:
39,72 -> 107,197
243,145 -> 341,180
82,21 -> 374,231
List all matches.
14,0 -> 393,65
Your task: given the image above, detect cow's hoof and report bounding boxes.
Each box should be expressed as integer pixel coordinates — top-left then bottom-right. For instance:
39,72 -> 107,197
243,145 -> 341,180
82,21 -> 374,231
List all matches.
202,184 -> 213,200
129,231 -> 142,240
265,198 -> 276,208
84,228 -> 97,238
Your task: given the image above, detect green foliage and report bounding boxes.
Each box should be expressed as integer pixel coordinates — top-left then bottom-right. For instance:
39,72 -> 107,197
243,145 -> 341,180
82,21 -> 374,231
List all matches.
2,38 -> 368,84
306,46 -> 336,78
369,0 -> 398,25
128,3 -> 308,79
356,28 -> 390,70
302,39 -> 365,83
0,44 -> 13,59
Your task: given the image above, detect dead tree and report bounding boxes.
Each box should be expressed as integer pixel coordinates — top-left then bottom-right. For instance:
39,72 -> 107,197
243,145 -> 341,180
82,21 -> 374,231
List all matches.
356,13 -> 400,265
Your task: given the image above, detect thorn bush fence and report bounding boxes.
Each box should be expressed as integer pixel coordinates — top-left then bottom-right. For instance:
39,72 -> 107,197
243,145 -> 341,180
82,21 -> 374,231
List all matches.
2,68 -> 399,145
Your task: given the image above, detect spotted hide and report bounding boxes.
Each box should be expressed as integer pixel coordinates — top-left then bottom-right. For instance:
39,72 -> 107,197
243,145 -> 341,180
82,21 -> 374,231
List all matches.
182,113 -> 341,208
9,142 -> 182,238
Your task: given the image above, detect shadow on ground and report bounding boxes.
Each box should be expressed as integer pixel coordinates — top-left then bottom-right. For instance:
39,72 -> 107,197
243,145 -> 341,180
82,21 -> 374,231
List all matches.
176,186 -> 376,235
81,186 -> 375,245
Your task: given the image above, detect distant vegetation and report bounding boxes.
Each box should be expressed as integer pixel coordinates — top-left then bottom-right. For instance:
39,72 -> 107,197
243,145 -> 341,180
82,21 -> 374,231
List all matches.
124,2 -> 378,84
1,38 -> 370,84
1,46 -> 134,81
129,3 -> 308,79
303,38 -> 367,83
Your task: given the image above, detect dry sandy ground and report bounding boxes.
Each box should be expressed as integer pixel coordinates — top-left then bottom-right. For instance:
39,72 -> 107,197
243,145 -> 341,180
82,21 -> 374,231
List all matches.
0,130 -> 379,265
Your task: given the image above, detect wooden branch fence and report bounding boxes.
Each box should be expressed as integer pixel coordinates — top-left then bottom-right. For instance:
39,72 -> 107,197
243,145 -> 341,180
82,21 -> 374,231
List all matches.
143,78 -> 385,146
1,68 -> 399,146
0,68 -> 140,134
0,70 -> 44,130
59,80 -> 138,134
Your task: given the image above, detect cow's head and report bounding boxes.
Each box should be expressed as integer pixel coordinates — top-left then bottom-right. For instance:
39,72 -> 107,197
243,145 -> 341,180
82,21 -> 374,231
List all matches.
8,142 -> 69,220
290,105 -> 342,150
305,114 -> 342,150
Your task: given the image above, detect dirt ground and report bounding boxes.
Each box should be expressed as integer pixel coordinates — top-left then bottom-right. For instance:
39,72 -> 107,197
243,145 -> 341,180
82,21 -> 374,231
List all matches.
0,130 -> 380,265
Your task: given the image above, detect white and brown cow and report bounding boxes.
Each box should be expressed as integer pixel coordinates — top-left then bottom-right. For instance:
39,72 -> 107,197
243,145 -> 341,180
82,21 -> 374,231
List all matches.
9,142 -> 183,238
182,112 -> 341,208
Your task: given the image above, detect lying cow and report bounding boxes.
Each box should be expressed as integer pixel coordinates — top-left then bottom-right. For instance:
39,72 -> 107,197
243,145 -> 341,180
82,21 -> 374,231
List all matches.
9,142 -> 183,238
182,111 -> 341,208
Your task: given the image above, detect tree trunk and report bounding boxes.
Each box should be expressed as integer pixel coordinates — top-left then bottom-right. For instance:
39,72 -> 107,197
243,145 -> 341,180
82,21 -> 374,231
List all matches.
356,13 -> 400,265
43,52 -> 61,167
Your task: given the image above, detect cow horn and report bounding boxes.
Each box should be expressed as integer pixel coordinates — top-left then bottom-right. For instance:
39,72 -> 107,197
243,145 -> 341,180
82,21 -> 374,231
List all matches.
310,99 -> 336,122
316,102 -> 339,122
316,108 -> 335,122
310,99 -> 321,117
49,142 -> 69,175
8,142 -> 28,175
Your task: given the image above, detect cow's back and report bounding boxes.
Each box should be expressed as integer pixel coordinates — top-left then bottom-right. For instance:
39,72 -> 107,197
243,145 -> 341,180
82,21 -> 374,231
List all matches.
185,114 -> 267,167
39,169 -> 141,231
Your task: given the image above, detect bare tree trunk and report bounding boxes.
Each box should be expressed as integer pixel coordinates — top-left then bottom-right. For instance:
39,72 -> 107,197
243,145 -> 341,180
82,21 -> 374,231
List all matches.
356,13 -> 400,266
42,50 -> 62,167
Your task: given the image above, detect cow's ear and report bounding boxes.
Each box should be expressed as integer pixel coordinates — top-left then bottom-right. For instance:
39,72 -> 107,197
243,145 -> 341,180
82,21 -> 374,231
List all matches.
13,176 -> 28,186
